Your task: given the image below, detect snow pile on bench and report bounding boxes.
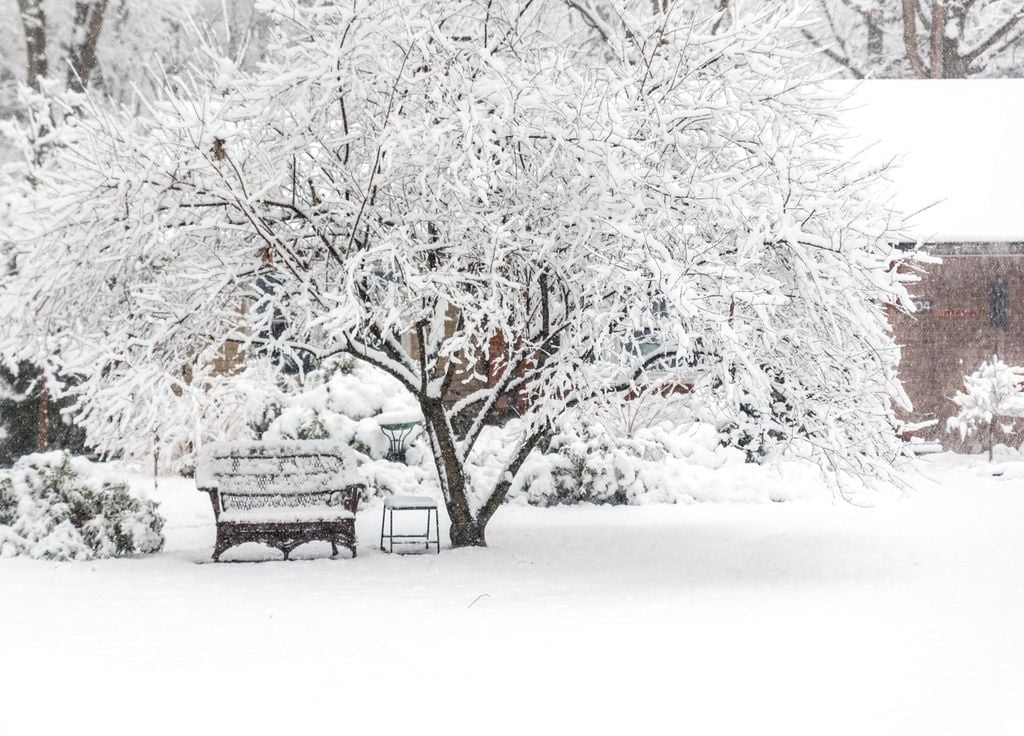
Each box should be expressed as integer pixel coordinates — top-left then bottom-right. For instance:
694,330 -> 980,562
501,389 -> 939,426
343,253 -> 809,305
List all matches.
196,440 -> 362,494
198,441 -> 363,520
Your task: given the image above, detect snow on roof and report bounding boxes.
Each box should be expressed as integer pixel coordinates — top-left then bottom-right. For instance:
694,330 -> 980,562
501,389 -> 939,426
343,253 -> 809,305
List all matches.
835,79 -> 1024,244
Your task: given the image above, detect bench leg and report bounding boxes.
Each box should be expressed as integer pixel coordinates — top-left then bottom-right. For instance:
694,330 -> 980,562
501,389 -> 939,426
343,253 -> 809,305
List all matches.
435,508 -> 440,554
212,527 -> 232,562
279,540 -> 301,561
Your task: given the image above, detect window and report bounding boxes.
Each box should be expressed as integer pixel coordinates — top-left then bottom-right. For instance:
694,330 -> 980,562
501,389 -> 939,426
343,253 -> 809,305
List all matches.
990,282 -> 1008,328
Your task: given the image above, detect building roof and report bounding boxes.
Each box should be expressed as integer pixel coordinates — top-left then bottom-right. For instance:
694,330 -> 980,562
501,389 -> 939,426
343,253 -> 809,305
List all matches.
837,79 -> 1024,244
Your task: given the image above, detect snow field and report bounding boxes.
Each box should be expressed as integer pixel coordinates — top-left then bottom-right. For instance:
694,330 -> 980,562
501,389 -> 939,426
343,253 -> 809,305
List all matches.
1,454 -> 1023,735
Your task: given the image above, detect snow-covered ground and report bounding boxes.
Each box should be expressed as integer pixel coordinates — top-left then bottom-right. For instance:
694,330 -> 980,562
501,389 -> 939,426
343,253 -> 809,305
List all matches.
2,453 -> 1023,735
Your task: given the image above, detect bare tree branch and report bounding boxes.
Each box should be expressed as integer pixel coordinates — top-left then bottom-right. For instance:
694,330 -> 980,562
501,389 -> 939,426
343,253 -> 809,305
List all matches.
964,12 -> 1023,64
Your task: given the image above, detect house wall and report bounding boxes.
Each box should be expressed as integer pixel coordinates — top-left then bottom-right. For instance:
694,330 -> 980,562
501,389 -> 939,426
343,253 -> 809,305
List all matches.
891,243 -> 1024,451
406,305 -> 495,404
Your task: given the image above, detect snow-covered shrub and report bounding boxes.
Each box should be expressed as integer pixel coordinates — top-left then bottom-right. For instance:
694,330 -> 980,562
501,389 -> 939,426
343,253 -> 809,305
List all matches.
494,383 -> 818,505
468,412 -> 814,507
716,392 -> 797,464
250,358 -> 823,508
947,356 -> 1024,460
0,477 -> 16,525
252,357 -> 831,508
263,358 -> 434,501
0,453 -> 164,560
530,422 -> 652,505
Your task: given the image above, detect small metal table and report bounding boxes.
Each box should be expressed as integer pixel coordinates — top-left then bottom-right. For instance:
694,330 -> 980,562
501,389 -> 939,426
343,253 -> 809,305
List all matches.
380,495 -> 440,554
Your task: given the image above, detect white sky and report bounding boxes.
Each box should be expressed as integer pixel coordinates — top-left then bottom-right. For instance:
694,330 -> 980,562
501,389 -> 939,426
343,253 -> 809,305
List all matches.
837,79 -> 1024,243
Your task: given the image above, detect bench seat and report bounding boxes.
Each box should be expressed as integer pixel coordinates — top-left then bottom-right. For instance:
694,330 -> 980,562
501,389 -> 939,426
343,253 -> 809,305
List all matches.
218,507 -> 356,524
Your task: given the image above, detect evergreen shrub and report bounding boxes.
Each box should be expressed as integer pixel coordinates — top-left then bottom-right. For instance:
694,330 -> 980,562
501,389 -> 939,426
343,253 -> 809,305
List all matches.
0,453 -> 164,560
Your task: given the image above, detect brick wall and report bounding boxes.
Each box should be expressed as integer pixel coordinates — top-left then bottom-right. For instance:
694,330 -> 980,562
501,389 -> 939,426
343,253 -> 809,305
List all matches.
891,244 -> 1024,451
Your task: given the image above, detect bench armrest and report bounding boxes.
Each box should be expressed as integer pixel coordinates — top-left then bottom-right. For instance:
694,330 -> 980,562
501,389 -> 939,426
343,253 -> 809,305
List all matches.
341,484 -> 365,514
198,487 -> 222,521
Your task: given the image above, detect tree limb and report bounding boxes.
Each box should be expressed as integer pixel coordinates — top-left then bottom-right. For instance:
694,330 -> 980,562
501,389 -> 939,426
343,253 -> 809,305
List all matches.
964,12 -> 1023,64
476,427 -> 547,528
901,0 -> 930,77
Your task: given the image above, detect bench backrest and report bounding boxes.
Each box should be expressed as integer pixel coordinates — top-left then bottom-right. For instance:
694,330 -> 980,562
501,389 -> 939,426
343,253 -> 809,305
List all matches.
197,441 -> 363,514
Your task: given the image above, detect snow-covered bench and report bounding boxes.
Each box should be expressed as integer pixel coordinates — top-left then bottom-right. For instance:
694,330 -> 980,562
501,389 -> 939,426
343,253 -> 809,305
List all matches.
196,441 -> 364,561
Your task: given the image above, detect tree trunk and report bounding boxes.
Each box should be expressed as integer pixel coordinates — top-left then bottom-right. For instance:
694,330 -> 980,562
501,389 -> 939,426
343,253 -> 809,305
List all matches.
37,370 -> 48,452
988,419 -> 994,462
942,36 -> 967,79
19,1 -> 52,451
929,1 -> 946,79
449,517 -> 487,547
420,398 -> 487,547
418,395 -> 547,547
153,433 -> 160,494
17,0 -> 48,90
67,0 -> 111,93
902,0 -> 929,78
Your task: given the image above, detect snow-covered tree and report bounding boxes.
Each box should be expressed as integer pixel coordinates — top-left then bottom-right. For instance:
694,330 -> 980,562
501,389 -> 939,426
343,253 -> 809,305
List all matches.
947,356 -> 1024,461
1,0 -> 912,546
